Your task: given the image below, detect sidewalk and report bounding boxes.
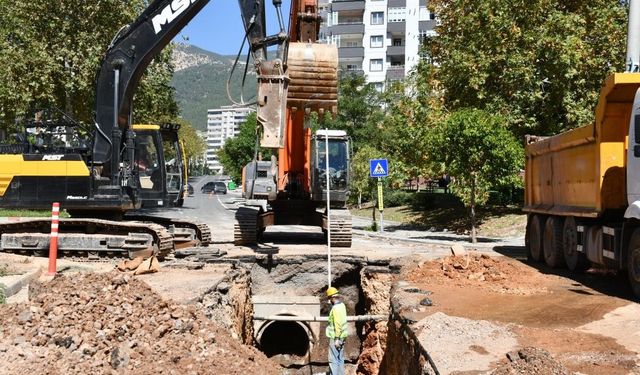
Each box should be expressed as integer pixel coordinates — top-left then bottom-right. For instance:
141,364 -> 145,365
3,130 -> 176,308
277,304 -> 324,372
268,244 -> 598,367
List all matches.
351,215 -> 524,250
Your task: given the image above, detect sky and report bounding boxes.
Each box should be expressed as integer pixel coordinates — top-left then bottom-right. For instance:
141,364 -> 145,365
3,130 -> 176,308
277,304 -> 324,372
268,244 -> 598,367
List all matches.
175,1 -> 291,55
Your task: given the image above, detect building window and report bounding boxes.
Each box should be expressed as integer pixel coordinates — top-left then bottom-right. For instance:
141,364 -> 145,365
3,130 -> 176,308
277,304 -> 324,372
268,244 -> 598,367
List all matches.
373,82 -> 384,92
370,35 -> 383,48
393,38 -> 402,46
371,12 -> 384,25
388,7 -> 406,23
370,59 -> 383,72
430,11 -> 436,20
346,64 -> 360,71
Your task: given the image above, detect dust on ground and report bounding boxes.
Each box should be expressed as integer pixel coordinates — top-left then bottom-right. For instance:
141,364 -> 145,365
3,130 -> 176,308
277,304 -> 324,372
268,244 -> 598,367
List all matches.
402,254 -> 640,375
0,271 -> 279,375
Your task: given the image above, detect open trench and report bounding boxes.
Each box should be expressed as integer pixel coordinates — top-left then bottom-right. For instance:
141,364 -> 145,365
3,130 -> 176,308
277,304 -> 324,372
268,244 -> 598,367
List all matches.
196,256 -> 435,375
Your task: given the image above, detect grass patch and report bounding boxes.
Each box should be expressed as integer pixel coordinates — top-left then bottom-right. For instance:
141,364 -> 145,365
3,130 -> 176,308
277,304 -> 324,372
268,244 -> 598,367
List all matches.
352,204 -> 526,238
0,209 -> 70,218
0,263 -> 8,277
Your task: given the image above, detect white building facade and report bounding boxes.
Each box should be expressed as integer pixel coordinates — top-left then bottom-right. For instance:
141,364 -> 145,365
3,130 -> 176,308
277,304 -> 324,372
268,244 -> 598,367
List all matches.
319,0 -> 436,89
205,105 -> 254,173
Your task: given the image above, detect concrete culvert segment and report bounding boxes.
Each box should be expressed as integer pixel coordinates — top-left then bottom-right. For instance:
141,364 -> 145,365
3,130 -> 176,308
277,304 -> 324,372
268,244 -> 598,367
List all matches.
256,319 -> 313,357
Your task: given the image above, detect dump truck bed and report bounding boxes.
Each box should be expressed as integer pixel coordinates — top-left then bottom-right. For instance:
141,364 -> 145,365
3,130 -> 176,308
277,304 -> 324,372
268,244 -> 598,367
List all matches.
524,73 -> 640,217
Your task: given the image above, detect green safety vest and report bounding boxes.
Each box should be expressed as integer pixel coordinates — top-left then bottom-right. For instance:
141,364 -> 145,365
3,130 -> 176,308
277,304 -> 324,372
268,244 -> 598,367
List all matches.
326,302 -> 348,339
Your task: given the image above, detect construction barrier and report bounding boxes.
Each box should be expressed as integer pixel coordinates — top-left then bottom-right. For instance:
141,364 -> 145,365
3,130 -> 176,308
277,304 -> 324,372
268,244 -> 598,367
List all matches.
47,202 -> 60,276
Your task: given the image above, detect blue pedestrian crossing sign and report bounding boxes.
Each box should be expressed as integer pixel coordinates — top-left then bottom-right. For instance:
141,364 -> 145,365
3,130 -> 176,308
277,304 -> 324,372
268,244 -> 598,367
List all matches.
370,159 -> 388,177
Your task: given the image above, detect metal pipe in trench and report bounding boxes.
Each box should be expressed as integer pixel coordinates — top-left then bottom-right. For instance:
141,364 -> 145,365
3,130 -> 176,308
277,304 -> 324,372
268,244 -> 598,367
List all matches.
253,314 -> 388,322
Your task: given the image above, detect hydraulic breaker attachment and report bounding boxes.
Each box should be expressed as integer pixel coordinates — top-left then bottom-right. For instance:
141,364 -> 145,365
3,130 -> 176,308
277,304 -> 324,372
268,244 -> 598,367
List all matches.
257,59 -> 289,148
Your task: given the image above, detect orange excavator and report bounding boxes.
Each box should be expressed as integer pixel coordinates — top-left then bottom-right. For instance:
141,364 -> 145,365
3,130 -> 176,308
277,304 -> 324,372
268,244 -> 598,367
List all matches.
236,0 -> 352,247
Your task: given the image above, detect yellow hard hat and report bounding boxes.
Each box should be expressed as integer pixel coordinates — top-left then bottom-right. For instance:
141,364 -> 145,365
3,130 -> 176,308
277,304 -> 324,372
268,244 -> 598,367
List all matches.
326,286 -> 339,297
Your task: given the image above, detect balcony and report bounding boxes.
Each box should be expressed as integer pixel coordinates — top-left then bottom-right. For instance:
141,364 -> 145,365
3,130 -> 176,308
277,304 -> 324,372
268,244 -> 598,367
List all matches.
330,22 -> 365,35
388,0 -> 406,6
331,0 -> 365,12
419,20 -> 437,31
386,66 -> 405,81
338,46 -> 364,58
387,22 -> 406,33
340,68 -> 365,77
386,45 -> 405,56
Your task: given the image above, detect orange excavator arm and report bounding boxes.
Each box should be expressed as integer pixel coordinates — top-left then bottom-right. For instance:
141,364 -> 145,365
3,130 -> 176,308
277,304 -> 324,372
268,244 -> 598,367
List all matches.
277,0 -> 338,195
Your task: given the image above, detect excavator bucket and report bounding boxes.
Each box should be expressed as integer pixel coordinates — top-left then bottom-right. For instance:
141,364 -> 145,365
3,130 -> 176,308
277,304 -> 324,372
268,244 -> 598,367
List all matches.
286,42 -> 338,116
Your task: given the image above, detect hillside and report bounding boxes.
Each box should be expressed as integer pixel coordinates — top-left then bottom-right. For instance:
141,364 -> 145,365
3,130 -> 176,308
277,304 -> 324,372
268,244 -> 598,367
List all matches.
171,43 -> 256,131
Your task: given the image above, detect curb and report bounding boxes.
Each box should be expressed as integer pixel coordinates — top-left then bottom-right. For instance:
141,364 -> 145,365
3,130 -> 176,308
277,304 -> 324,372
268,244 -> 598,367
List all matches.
352,229 -> 524,250
1,267 -> 43,299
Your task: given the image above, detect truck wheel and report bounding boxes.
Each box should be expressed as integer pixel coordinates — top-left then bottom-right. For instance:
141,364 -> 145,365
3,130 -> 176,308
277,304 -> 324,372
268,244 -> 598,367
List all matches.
526,215 -> 545,262
562,217 -> 590,272
543,216 -> 565,268
627,228 -> 640,298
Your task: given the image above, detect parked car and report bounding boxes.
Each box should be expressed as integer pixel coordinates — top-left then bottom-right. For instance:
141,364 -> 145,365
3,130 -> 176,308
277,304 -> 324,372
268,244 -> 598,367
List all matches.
201,181 -> 227,194
201,182 -> 215,193
213,181 -> 227,194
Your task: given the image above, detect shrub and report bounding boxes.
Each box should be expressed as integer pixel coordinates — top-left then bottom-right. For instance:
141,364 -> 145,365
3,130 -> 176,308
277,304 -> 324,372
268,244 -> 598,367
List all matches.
383,190 -> 413,207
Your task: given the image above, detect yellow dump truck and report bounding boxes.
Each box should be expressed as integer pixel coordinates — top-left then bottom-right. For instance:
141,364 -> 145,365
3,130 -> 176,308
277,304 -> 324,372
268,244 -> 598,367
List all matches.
524,73 -> 640,297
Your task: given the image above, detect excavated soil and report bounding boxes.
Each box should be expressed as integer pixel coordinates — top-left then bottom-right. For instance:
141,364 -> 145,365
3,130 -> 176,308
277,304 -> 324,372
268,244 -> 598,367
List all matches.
0,271 -> 279,375
404,253 -> 555,295
401,255 -> 640,374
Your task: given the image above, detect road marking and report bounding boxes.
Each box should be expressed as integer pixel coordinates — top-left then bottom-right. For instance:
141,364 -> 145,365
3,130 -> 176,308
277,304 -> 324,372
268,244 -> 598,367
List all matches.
217,195 -> 230,210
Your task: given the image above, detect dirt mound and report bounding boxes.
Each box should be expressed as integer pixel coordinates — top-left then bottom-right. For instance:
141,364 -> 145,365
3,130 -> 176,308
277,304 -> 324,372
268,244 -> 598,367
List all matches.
492,347 -> 569,375
404,254 -> 551,295
0,271 -> 278,375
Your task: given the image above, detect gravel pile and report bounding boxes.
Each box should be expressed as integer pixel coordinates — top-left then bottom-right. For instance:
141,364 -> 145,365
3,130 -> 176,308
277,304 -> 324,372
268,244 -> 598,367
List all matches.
0,271 -> 278,375
416,312 -> 518,374
492,347 -> 569,375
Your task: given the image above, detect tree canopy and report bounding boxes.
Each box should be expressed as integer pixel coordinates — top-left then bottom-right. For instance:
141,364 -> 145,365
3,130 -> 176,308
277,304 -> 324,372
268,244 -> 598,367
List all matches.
0,0 -> 204,160
429,0 -> 628,136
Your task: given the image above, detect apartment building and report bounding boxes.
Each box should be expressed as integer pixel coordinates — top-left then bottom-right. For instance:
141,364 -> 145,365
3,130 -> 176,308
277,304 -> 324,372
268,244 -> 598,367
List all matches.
205,105 -> 254,173
319,0 -> 436,89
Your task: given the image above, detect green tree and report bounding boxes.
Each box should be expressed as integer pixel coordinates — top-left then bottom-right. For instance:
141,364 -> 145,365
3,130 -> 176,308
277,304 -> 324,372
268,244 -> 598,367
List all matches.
0,0 -> 177,130
177,120 -> 206,167
429,0 -> 628,137
217,112 -> 272,182
331,73 -> 386,151
380,61 -> 444,188
428,109 -> 523,242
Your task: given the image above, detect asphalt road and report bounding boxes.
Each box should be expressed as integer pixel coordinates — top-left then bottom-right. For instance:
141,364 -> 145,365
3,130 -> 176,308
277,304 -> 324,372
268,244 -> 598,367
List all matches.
134,175 -> 453,259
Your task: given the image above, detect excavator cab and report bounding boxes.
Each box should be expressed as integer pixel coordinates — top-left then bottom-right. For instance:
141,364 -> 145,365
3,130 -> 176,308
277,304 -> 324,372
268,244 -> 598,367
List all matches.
311,129 -> 350,207
133,124 -> 186,208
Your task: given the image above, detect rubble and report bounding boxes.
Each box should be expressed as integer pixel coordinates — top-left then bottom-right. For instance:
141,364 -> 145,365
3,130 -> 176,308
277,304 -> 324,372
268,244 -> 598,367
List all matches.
0,271 -> 278,374
492,347 -> 569,375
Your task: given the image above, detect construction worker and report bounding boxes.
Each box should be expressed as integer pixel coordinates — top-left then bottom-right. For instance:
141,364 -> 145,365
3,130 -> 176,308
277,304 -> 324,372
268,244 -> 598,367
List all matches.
326,286 -> 348,375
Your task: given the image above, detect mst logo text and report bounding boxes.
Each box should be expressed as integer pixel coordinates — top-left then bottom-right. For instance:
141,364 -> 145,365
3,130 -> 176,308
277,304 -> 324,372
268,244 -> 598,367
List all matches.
152,0 -> 198,34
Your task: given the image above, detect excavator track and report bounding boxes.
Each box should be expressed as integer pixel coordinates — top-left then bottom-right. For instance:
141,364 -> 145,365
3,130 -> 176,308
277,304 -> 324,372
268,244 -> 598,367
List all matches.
327,209 -> 352,248
234,206 -> 260,246
126,214 -> 212,248
0,218 -> 173,260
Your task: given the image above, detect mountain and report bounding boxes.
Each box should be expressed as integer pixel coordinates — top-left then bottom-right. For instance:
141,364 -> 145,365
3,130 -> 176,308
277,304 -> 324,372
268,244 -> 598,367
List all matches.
171,43 -> 256,131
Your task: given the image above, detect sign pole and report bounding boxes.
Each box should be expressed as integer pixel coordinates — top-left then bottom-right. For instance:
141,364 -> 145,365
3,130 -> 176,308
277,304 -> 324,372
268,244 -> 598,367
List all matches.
370,158 -> 388,234
325,129 -> 331,287
378,178 -> 384,233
